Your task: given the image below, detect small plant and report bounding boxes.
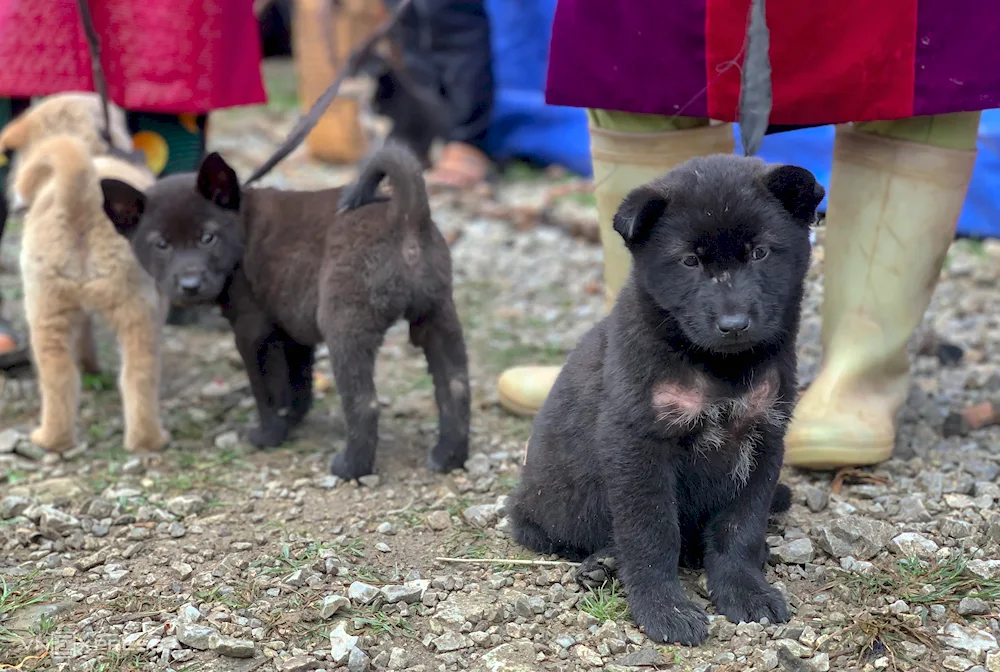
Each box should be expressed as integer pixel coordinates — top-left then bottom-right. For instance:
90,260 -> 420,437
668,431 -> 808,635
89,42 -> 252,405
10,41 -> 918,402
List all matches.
579,580 -> 629,623
353,608 -> 418,639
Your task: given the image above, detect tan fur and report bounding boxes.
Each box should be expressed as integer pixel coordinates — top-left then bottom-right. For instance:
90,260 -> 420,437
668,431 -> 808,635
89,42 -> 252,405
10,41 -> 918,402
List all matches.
15,134 -> 168,453
2,93 -> 140,375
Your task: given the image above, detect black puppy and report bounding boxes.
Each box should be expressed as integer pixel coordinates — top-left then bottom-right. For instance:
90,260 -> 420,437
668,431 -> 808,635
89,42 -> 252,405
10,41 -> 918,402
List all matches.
508,154 -> 823,645
100,142 -> 470,480
361,51 -> 450,166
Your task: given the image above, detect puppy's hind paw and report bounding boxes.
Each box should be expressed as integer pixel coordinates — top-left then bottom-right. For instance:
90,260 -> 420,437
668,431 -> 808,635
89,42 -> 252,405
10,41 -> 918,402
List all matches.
330,451 -> 375,481
427,439 -> 467,474
574,552 -> 618,590
30,427 -> 73,453
248,422 -> 287,448
711,579 -> 789,625
630,594 -> 709,646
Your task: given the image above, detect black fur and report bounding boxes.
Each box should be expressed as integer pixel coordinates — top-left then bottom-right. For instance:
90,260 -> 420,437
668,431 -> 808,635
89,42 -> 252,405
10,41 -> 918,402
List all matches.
101,142 -> 470,480
362,51 -> 450,166
508,155 -> 823,646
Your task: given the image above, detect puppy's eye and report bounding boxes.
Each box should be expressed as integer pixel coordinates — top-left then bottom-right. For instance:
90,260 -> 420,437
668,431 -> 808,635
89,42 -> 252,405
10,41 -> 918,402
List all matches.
200,232 -> 216,246
681,254 -> 700,268
751,246 -> 769,261
154,238 -> 170,251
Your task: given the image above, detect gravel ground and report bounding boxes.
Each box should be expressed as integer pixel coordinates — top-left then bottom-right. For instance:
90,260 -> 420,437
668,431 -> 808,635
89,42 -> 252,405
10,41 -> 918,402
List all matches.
2,61 -> 1000,672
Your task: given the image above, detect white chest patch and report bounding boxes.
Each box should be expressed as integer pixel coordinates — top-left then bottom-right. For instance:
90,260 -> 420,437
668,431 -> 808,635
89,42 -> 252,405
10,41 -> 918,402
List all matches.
651,371 -> 787,484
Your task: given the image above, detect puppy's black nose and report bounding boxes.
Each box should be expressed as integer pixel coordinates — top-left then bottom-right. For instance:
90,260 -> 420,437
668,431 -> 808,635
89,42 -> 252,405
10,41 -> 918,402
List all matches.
716,313 -> 750,334
177,274 -> 202,295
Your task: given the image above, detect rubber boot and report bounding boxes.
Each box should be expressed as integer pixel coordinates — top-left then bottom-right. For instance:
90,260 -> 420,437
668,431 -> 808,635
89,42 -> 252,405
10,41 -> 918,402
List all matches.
784,119 -> 978,469
496,114 -> 734,417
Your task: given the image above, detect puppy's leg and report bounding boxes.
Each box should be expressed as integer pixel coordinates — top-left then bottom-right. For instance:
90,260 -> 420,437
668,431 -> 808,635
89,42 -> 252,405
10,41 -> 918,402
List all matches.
284,339 -> 315,427
109,302 -> 169,452
323,323 -> 383,480
26,305 -> 82,452
703,433 -> 789,625
409,297 -> 470,473
229,311 -> 294,448
75,314 -> 101,375
603,424 -> 709,646
575,547 -> 618,590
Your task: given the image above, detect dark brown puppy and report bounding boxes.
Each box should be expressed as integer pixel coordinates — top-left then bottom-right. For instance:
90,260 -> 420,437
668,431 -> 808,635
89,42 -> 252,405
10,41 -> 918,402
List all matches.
508,154 -> 822,646
100,142 -> 470,480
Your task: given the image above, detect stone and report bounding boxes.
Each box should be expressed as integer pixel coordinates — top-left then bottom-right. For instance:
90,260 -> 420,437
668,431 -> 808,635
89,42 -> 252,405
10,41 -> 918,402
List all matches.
0,496 -> 32,520
815,516 -> 895,560
465,453 -> 492,477
380,584 -> 423,604
166,495 -> 204,518
939,623 -> 998,658
463,504 -> 499,529
330,623 -> 359,665
889,532 -> 939,558
14,441 -> 46,460
374,542 -> 391,553
214,431 -> 240,450
37,506 -> 80,535
319,595 -> 350,618
435,592 -> 492,626
803,486 -> 829,513
348,582 -> 379,605
387,647 -> 408,670
74,550 -> 108,571
278,656 -> 319,672
968,560 -> 1000,580
8,477 -> 88,504
358,475 -> 380,488
171,562 -> 194,581
475,641 -> 537,672
986,651 -> 1000,672
959,598 -> 992,617
942,656 -> 975,671
574,645 -> 604,667
433,632 -> 473,652
775,639 -> 813,658
377,522 -> 395,535
212,635 -> 255,658
614,647 -> 669,667
941,518 -> 979,539
0,429 -> 23,453
810,652 -> 831,672
427,510 -> 452,530
771,538 -> 814,565
176,623 -> 219,650
348,647 -> 371,672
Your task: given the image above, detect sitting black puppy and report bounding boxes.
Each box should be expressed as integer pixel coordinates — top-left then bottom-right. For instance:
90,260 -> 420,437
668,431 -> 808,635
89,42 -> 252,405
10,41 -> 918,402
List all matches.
508,154 -> 823,646
361,51 -> 450,167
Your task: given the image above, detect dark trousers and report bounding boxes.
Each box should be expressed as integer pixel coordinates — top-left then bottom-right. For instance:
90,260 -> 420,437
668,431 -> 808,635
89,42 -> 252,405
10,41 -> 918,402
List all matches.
382,0 -> 494,150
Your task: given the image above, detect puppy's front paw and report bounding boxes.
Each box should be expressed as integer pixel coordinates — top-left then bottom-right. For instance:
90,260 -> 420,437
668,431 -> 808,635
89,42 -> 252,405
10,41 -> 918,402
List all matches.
30,427 -> 73,453
248,421 -> 287,448
330,451 -> 374,481
125,427 -> 170,453
574,553 -> 618,590
427,439 -> 467,473
711,577 -> 788,624
629,593 -> 709,646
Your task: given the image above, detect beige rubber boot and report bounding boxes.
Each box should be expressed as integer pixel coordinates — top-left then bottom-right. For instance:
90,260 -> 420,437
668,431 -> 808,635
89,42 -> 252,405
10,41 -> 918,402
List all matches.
497,121 -> 735,417
784,126 -> 977,469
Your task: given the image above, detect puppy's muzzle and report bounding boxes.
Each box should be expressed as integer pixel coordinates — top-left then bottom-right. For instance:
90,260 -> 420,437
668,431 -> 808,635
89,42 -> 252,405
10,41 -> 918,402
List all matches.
176,272 -> 205,297
716,313 -> 751,335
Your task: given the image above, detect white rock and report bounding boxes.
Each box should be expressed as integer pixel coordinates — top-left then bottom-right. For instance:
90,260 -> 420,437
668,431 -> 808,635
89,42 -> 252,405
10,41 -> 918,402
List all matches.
968,560 -> 1000,580
348,582 -> 379,605
319,595 -> 350,618
176,623 -> 218,650
889,532 -> 939,558
329,623 -> 359,664
939,623 -> 998,658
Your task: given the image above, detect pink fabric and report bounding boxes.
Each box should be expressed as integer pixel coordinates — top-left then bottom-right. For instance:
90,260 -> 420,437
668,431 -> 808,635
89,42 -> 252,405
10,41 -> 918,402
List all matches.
0,0 -> 266,114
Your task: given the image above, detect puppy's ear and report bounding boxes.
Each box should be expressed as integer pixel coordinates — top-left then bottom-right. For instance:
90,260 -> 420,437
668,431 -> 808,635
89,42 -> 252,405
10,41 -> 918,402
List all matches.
765,165 -> 825,222
101,178 -> 146,239
196,152 -> 241,211
613,184 -> 668,246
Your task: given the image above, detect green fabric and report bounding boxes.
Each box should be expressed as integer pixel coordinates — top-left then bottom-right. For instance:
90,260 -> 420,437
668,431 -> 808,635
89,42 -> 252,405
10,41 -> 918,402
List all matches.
129,112 -> 207,175
587,110 -> 710,133
854,112 -> 981,151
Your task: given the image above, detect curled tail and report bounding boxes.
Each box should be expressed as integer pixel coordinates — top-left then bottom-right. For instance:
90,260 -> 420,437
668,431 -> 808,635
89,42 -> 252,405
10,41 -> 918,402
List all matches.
13,134 -> 97,212
337,140 -> 431,230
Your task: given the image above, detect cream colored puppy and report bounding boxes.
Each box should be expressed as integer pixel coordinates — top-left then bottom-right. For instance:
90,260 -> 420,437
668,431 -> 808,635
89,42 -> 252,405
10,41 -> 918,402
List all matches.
12,133 -> 168,453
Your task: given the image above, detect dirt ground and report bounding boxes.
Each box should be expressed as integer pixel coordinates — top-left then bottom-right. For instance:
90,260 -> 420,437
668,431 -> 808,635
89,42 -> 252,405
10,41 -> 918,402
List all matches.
3,60 -> 1000,672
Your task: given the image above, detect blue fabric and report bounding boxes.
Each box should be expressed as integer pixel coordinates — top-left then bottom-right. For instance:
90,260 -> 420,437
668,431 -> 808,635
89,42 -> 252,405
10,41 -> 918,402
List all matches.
482,0 -> 592,177
733,113 -> 1000,238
